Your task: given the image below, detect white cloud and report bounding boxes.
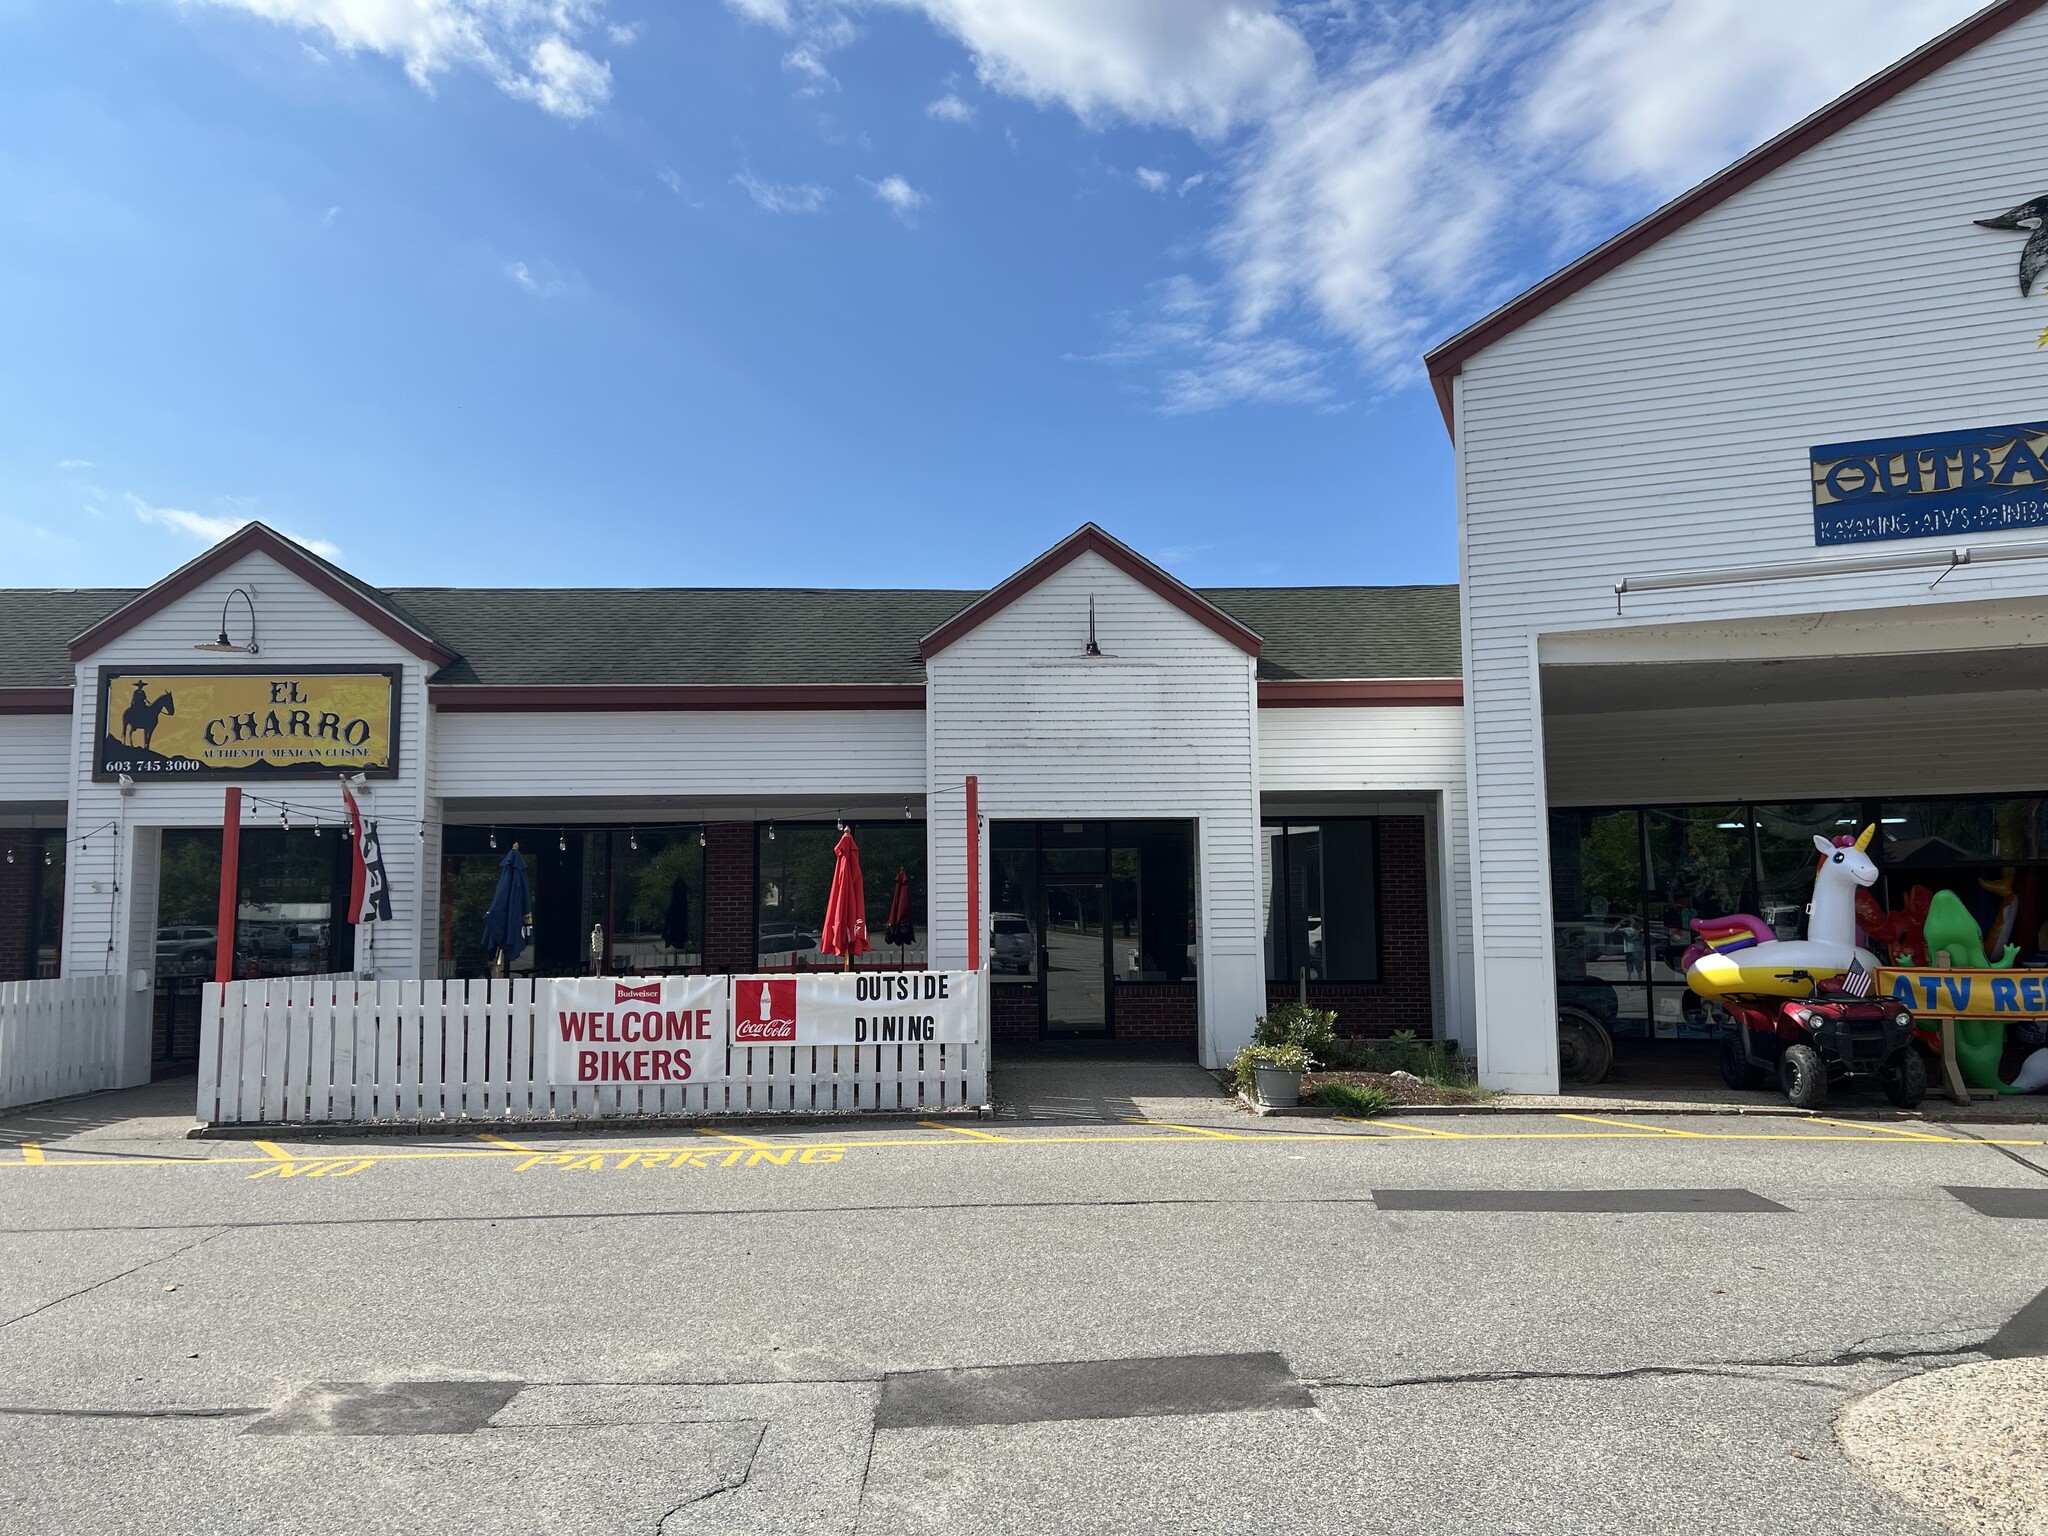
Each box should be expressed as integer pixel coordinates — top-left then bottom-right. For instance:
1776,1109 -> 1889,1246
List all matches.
864,173 -> 928,220
784,42 -> 837,90
658,167 -> 686,194
725,0 -> 793,28
55,458 -> 94,470
502,33 -> 612,118
606,20 -> 639,46
505,260 -> 567,297
883,0 -> 1313,137
322,205 -> 341,225
129,494 -> 340,559
734,170 -> 831,214
926,91 -> 974,122
185,0 -> 617,120
1078,275 -> 1332,414
1135,166 -> 1170,193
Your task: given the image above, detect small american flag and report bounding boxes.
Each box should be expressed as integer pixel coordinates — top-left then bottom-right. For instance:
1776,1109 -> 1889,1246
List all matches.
1840,957 -> 1873,998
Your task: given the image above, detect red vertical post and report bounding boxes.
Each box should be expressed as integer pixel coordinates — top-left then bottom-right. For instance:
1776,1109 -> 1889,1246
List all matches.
965,775 -> 981,972
214,787 -> 242,987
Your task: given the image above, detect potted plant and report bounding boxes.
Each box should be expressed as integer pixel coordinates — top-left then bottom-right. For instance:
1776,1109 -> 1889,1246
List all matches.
1234,1042 -> 1315,1107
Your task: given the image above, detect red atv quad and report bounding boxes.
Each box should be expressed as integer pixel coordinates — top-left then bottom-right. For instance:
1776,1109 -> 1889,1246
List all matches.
1716,983 -> 1927,1110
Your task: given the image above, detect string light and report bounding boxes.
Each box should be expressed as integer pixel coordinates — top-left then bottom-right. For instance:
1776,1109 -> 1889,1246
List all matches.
489,829 -> 498,850
699,828 -> 707,848
4,847 -> 11,864
629,831 -> 638,852
558,833 -> 566,852
767,822 -> 776,842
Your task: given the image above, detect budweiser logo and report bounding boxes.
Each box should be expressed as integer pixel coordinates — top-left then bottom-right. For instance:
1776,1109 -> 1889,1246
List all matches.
614,981 -> 662,1004
734,1017 -> 797,1042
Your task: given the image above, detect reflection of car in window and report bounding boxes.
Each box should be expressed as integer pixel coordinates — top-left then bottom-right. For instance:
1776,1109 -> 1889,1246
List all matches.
756,924 -> 819,962
990,912 -> 1033,973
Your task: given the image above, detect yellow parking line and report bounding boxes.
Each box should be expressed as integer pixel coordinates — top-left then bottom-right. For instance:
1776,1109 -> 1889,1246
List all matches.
1560,1114 -> 1705,1137
1376,1120 -> 1469,1139
475,1133 -> 537,1153
918,1120 -> 1008,1142
20,1141 -> 44,1165
694,1128 -> 775,1148
1810,1117 -> 1958,1142
253,1140 -> 294,1160
1122,1117 -> 1242,1140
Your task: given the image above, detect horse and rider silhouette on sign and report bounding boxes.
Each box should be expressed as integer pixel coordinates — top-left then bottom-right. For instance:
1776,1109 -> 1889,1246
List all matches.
121,680 -> 175,750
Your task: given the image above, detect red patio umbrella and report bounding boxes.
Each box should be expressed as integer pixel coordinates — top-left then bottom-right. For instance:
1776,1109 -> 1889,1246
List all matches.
820,828 -> 871,966
885,868 -> 915,951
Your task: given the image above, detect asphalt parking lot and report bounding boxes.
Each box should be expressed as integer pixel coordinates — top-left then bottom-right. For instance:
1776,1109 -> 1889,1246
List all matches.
4,1063 -> 2046,1535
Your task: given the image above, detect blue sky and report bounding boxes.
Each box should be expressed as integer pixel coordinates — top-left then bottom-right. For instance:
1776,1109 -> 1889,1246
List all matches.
0,0 -> 1981,592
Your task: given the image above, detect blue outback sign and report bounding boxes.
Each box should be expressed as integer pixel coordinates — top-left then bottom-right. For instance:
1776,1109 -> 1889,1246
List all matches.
1810,420 -> 2048,545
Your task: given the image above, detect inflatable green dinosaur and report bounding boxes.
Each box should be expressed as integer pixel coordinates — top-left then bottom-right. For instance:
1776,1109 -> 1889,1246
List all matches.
1922,889 -> 2019,1092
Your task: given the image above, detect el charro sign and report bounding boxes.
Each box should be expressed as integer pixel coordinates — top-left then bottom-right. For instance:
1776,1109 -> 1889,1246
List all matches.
95,666 -> 399,781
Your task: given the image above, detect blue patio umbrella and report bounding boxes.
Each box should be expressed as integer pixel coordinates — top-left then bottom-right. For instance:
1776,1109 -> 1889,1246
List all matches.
482,845 -> 532,972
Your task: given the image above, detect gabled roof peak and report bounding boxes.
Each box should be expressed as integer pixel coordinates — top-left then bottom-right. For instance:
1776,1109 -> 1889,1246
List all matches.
66,521 -> 455,666
918,524 -> 1263,660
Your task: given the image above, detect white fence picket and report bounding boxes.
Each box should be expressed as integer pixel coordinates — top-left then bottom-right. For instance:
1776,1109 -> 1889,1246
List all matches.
0,975 -> 126,1112
191,973 -> 989,1127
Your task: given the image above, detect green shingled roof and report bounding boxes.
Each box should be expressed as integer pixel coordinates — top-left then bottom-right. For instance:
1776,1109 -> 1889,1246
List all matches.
0,581 -> 1460,689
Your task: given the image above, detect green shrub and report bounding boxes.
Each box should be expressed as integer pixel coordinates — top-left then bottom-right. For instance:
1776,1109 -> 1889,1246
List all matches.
1231,1042 -> 1314,1097
1305,1080 -> 1392,1117
1253,1003 -> 1337,1058
1321,1030 -> 1473,1086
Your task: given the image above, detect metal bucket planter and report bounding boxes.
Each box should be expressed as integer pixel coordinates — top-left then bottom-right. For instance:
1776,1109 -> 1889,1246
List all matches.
1253,1066 -> 1302,1108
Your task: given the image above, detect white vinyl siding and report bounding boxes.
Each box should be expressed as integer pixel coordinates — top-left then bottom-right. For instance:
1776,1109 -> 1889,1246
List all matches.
0,714 -> 70,805
432,710 -> 926,801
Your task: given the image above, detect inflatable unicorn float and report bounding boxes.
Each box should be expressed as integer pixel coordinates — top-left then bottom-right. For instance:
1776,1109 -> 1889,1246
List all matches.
1683,825 -> 1881,1001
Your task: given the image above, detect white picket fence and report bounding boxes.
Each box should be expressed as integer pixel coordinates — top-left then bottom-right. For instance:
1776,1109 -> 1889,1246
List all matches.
0,975 -> 125,1112
198,976 -> 988,1128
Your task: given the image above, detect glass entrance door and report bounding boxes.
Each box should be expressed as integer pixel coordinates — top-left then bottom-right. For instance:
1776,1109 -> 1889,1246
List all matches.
1043,879 -> 1109,1035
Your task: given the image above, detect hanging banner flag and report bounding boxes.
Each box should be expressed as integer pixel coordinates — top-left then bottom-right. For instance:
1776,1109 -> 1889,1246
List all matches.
730,971 -> 981,1046
546,976 -> 728,1086
339,779 -> 392,924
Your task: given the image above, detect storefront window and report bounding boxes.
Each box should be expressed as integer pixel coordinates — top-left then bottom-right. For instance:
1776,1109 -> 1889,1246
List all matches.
990,823 -> 1039,980
754,822 -> 927,969
1548,808 -> 1651,1039
1110,822 -> 1198,982
608,830 -> 704,972
1260,819 -> 1377,983
31,830 -> 64,978
158,825 -> 349,981
1883,798 -> 2048,867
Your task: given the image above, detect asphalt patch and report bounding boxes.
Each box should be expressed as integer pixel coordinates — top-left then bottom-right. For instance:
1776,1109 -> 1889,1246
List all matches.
242,1380 -> 523,1436
1985,1285 -> 2048,1359
873,1351 -> 1312,1430
1371,1188 -> 1788,1213
1947,1186 -> 2048,1220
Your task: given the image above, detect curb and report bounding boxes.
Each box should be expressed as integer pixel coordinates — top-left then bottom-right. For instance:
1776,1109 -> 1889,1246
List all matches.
187,1104 -> 996,1141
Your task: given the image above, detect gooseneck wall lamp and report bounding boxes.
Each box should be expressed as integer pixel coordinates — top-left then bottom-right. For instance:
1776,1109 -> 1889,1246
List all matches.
193,587 -> 259,655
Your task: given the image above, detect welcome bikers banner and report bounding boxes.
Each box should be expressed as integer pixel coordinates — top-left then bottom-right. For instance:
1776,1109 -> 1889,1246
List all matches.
547,976 -> 728,1087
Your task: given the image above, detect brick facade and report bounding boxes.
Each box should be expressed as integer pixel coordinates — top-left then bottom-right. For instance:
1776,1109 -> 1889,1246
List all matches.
1111,982 -> 1197,1044
1263,815 -> 1435,1038
702,822 -> 755,973
0,829 -> 33,983
986,980 -> 1198,1049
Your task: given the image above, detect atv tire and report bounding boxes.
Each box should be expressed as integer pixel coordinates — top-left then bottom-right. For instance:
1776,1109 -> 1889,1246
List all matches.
1717,1026 -> 1769,1090
1880,1047 -> 1928,1110
1557,1006 -> 1614,1085
1779,1042 -> 1828,1109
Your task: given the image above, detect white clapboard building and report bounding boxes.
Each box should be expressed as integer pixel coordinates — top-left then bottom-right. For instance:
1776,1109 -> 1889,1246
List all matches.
0,522 -> 1467,1083
1430,0 -> 2048,1089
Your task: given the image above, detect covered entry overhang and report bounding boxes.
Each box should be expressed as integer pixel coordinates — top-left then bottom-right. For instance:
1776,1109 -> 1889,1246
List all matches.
1536,594 -> 2048,1085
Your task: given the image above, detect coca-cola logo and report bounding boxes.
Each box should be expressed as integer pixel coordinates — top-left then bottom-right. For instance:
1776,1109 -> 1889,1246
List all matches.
614,981 -> 662,1004
735,979 -> 797,1042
